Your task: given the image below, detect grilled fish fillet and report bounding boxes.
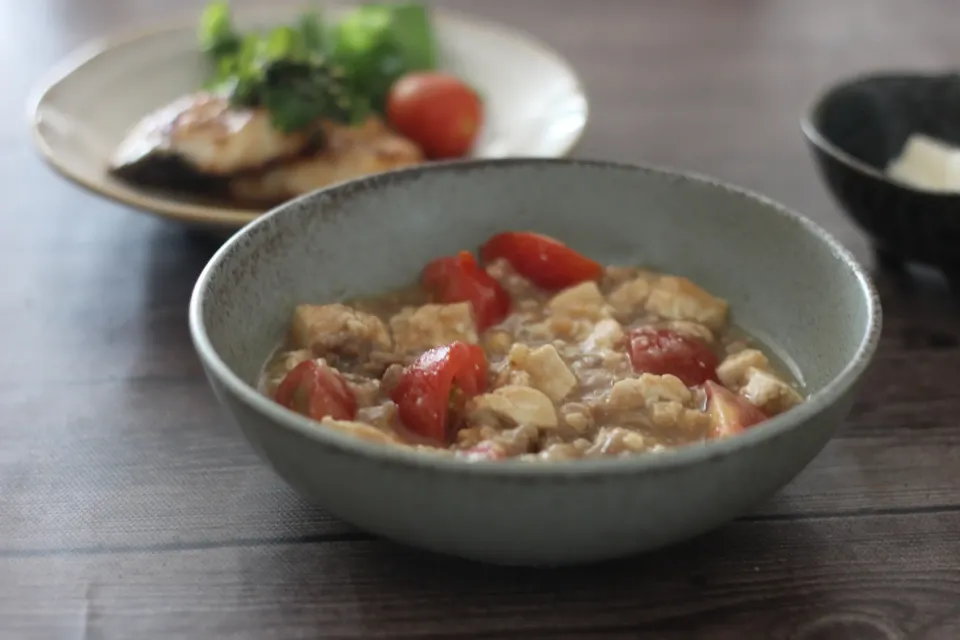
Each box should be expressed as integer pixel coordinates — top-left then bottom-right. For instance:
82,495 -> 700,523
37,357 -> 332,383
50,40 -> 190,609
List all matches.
110,92 -> 425,206
228,116 -> 425,205
110,92 -> 321,184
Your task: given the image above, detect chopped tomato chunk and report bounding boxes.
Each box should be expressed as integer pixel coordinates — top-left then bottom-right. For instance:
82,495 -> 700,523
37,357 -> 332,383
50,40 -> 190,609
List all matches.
274,360 -> 357,421
421,250 -> 511,330
479,231 -> 603,291
627,327 -> 719,386
390,341 -> 488,442
705,380 -> 767,437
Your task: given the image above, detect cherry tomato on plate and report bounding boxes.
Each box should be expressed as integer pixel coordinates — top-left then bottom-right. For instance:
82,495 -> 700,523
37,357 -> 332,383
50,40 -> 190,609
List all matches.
479,231 -> 603,291
386,71 -> 483,159
390,341 -> 488,442
627,327 -> 719,387
274,360 -> 357,422
421,250 -> 511,330
704,380 -> 767,437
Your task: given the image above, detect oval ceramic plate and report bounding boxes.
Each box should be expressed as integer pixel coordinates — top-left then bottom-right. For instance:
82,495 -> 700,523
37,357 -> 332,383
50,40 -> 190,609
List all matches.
29,5 -> 588,231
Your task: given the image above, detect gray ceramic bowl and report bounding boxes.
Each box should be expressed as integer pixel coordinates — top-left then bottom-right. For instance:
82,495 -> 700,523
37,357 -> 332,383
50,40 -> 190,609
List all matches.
189,158 -> 881,567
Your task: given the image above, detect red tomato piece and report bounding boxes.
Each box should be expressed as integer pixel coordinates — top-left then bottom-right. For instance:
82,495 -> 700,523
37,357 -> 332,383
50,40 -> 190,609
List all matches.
386,71 -> 483,159
479,231 -> 603,291
421,250 -> 511,330
627,327 -> 719,387
390,341 -> 488,442
705,380 -> 767,437
274,360 -> 357,422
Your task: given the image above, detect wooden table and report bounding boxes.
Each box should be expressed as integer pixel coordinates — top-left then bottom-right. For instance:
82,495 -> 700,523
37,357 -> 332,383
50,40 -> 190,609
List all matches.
4,0 -> 960,637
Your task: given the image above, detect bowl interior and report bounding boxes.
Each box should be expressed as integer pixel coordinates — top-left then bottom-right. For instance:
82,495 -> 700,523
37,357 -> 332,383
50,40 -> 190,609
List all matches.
198,160 -> 874,413
810,72 -> 960,171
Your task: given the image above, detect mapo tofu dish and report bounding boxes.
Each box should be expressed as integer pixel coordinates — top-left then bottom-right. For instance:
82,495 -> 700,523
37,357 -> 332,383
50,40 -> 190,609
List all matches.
260,231 -> 806,462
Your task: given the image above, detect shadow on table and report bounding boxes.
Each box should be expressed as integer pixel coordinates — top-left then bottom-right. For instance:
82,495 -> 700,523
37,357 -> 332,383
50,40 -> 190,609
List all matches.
141,225 -> 228,291
869,260 -> 960,353
131,226 -> 227,376
248,514 -> 913,638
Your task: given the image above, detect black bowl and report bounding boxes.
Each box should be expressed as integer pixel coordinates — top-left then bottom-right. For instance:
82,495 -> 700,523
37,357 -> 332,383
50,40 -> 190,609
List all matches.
801,72 -> 960,285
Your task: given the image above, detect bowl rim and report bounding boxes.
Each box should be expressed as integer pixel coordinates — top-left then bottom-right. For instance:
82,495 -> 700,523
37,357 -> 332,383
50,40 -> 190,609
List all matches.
189,157 -> 883,478
26,3 -> 589,230
800,69 -> 960,195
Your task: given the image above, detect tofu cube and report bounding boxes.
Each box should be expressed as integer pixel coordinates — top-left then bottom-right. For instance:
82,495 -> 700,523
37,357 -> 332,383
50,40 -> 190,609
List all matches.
645,276 -> 728,329
468,385 -> 558,429
290,303 -> 392,357
548,281 -> 610,320
716,348 -> 770,389
740,367 -> 804,416
508,343 -> 578,403
389,303 -> 478,354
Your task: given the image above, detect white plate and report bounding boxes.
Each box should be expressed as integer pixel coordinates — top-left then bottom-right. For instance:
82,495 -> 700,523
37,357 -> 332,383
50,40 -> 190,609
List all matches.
29,5 -> 588,231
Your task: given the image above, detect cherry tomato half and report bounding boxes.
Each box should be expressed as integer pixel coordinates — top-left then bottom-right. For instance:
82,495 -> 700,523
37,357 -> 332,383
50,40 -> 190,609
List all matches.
627,327 -> 719,387
479,231 -> 603,291
421,250 -> 511,331
704,380 -> 767,438
386,71 -> 483,159
274,360 -> 357,422
390,341 -> 488,442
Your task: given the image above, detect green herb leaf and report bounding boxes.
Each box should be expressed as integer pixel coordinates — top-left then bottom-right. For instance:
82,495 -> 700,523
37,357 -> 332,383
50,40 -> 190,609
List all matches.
199,0 -> 241,61
382,2 -> 437,70
195,1 -> 438,132
264,25 -> 308,62
259,60 -> 366,132
330,3 -> 437,113
334,5 -> 393,53
297,12 -> 326,54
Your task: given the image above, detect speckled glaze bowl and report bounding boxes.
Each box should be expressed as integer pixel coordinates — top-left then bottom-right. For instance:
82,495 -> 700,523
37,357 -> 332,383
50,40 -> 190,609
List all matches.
189,158 -> 881,566
802,72 -> 960,285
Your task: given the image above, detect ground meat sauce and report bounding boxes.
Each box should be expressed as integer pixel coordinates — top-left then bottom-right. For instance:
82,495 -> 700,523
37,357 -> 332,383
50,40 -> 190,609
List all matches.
259,235 -> 805,462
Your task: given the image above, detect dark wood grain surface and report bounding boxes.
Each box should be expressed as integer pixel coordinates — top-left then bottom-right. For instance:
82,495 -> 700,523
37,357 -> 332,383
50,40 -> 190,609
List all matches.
5,0 -> 960,638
